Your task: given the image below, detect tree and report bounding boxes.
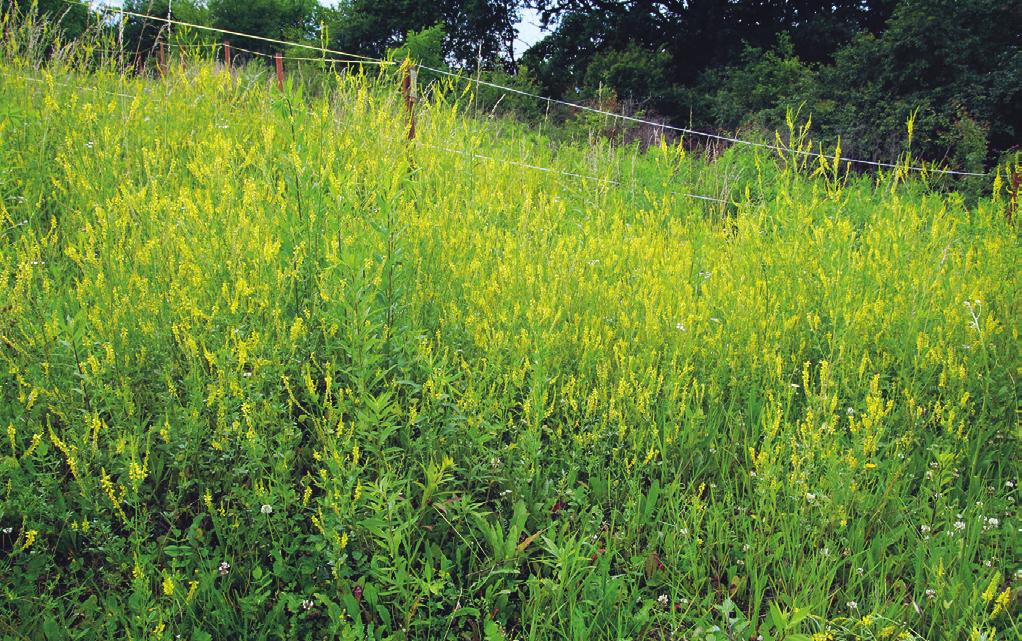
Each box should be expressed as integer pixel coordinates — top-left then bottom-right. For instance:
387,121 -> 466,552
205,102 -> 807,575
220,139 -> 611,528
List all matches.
524,0 -> 1019,163
815,0 -> 1021,161
8,0 -> 91,40
207,0 -> 317,56
323,0 -> 521,68
121,0 -> 209,58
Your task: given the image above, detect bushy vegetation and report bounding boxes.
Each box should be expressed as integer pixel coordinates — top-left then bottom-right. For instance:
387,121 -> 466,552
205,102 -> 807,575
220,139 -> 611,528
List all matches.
1,16 -> 1020,641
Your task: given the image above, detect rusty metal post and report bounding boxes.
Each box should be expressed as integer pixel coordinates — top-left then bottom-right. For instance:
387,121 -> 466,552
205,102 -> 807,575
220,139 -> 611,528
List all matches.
275,52 -> 284,91
224,41 -> 231,71
158,41 -> 166,77
402,62 -> 417,140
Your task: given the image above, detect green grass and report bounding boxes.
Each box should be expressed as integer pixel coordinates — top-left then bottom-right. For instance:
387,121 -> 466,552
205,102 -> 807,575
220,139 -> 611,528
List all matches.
0,22 -> 1020,641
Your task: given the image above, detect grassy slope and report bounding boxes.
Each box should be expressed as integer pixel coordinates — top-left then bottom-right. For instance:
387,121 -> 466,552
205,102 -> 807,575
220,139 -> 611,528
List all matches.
0,54 -> 1019,641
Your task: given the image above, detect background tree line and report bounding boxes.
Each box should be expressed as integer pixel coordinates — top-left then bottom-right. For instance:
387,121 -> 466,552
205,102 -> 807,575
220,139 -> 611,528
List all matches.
15,0 -> 1021,170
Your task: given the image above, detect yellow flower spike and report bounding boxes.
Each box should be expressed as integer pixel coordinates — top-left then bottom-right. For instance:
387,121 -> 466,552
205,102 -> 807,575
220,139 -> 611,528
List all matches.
981,574 -> 1000,603
163,575 -> 175,597
992,587 -> 1010,617
19,529 -> 38,552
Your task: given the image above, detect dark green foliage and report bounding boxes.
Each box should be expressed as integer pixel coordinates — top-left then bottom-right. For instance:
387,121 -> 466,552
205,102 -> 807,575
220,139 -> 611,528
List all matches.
388,23 -> 446,69
120,0 -> 210,59
526,0 -> 1020,169
321,0 -> 519,67
207,0 -> 317,55
6,0 -> 90,40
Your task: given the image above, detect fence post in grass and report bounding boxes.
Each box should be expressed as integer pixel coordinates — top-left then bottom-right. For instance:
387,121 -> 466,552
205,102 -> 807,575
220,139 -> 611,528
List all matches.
402,61 -> 417,140
275,52 -> 285,91
223,41 -> 231,72
158,41 -> 166,77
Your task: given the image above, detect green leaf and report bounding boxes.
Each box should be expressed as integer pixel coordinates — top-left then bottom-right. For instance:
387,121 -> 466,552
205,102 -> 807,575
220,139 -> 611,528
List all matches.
642,479 -> 661,522
484,619 -> 506,641
42,616 -> 63,641
768,601 -> 785,630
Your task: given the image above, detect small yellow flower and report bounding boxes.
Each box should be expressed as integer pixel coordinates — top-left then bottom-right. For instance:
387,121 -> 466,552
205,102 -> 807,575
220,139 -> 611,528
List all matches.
163,575 -> 175,597
20,529 -> 38,551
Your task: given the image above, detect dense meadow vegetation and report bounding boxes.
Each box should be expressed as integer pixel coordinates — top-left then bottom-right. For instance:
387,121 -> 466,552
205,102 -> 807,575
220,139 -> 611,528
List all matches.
1,20 -> 1020,641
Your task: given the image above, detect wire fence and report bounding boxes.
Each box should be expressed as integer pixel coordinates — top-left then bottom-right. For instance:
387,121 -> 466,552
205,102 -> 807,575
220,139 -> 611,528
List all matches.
417,142 -> 729,204
77,1 -> 991,178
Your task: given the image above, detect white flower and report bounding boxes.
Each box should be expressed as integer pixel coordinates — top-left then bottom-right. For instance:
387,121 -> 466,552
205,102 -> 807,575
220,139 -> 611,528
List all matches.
675,322 -> 686,331
260,504 -> 273,514
806,492 -> 816,503
218,561 -> 231,575
954,520 -> 966,530
847,601 -> 858,610
920,524 -> 931,534
986,517 -> 999,528
925,589 -> 935,600
301,598 -> 314,611
657,594 -> 669,608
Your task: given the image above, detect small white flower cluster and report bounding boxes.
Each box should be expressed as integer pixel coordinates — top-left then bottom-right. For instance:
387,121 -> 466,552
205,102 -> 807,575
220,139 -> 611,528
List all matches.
261,504 -> 273,514
218,561 -> 231,576
980,516 -> 1000,530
